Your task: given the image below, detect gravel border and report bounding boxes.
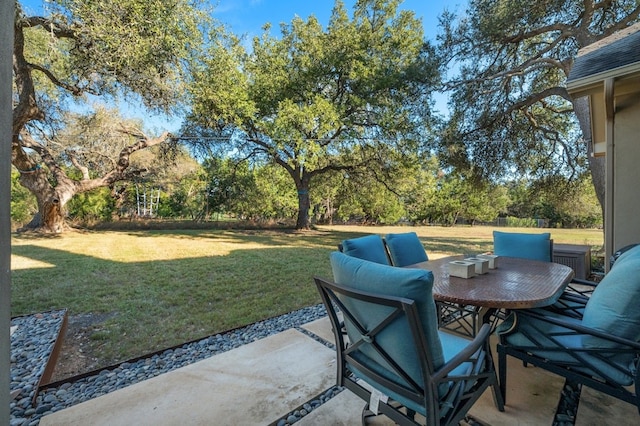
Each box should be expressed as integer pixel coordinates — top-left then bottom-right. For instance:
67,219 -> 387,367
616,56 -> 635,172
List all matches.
10,304 -> 339,426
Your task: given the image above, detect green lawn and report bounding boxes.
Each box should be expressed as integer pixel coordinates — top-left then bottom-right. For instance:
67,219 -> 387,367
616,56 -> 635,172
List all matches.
11,225 -> 603,367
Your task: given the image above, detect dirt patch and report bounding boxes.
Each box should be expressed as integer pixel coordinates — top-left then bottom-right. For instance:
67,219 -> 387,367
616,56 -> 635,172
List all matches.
49,312 -> 117,382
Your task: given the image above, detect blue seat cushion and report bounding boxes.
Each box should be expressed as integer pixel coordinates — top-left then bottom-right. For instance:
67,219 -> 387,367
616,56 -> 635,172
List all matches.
340,235 -> 390,265
385,232 -> 429,267
493,231 -> 551,262
582,256 -> 640,352
351,330 -> 475,417
498,311 -> 634,386
330,252 -> 443,372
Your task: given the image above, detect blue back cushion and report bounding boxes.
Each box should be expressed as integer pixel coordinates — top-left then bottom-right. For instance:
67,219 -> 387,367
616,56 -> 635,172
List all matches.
330,252 -> 444,372
583,256 -> 640,349
493,231 -> 551,262
340,235 -> 390,265
384,232 -> 429,267
611,243 -> 640,269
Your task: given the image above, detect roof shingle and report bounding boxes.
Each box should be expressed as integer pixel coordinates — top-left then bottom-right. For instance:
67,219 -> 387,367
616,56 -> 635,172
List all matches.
567,23 -> 640,83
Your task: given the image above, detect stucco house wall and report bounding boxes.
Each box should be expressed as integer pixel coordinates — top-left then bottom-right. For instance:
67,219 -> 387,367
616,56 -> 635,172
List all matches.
613,78 -> 640,253
567,23 -> 640,268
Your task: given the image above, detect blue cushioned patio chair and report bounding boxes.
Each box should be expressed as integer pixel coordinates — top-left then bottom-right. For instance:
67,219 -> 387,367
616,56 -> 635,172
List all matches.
439,231 -> 554,338
315,252 -> 504,425
339,234 -> 391,265
488,231 -> 553,321
496,251 -> 640,418
493,230 -> 552,261
384,232 -> 429,267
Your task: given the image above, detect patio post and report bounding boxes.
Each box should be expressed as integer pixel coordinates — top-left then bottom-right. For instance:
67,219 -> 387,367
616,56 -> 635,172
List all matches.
1,0 -> 14,424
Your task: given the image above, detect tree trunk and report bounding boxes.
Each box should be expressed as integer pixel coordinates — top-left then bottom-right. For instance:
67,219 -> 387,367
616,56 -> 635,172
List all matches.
41,198 -> 65,232
14,149 -> 77,233
296,188 -> 311,230
12,128 -> 170,233
20,195 -> 67,233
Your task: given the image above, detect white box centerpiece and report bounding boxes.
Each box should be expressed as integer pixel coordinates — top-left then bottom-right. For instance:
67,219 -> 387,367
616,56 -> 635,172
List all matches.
448,260 -> 476,279
464,257 -> 490,275
476,254 -> 499,269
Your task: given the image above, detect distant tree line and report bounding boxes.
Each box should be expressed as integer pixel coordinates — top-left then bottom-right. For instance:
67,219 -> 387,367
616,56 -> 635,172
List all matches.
11,150 -> 602,229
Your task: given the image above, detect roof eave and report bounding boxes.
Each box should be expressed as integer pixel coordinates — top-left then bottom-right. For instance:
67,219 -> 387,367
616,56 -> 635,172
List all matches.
567,61 -> 640,96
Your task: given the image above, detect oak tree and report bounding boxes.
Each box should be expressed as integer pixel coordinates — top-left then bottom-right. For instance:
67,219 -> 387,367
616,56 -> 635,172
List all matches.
12,0 -> 208,232
187,0 -> 439,229
437,0 -> 640,215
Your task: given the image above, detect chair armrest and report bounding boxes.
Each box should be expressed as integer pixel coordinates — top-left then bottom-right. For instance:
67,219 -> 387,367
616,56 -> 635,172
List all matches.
565,278 -> 598,298
541,292 -> 588,319
511,309 -> 640,350
557,292 -> 589,305
433,324 -> 491,380
570,278 -> 599,287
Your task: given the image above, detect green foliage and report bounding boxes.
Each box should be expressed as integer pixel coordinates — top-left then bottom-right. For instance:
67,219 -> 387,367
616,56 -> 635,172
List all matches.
37,0 -> 210,111
504,174 -> 602,228
333,176 -> 407,225
187,0 -> 440,228
11,171 -> 37,225
203,157 -> 256,216
160,170 -> 208,219
198,158 -> 298,221
437,1 -> 640,182
12,1 -> 212,231
461,183 -> 510,225
529,174 -> 602,228
504,217 -> 539,228
67,188 -> 116,223
407,170 -> 509,226
251,165 -> 299,220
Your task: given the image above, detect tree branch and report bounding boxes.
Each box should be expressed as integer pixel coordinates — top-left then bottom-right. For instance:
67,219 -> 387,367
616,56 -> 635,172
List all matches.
21,16 -> 76,39
503,22 -> 575,44
19,131 -> 68,181
28,62 -> 93,96
114,129 -> 171,175
67,151 -> 91,180
510,86 -> 573,110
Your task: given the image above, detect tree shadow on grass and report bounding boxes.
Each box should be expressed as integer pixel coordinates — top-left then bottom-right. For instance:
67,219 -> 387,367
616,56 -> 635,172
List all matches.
11,242 -> 333,370
101,227 -> 493,254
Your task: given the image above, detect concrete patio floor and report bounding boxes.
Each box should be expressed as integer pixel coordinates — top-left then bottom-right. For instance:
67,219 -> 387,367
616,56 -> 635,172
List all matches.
40,316 -> 638,425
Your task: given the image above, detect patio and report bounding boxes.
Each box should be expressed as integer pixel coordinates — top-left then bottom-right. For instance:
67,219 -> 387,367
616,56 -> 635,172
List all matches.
38,315 -> 637,425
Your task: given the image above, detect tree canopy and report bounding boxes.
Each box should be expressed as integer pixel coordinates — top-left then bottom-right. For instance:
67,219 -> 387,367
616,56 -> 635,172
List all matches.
12,0 -> 209,232
186,0 -> 440,229
437,0 -> 640,206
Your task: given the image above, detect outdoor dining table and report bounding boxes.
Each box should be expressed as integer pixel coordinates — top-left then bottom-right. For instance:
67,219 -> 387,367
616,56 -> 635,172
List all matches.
409,256 -> 583,422
407,255 -> 575,324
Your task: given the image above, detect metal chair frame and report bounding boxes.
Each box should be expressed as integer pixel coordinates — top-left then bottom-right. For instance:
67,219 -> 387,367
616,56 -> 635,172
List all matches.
315,276 -> 504,425
497,306 -> 640,414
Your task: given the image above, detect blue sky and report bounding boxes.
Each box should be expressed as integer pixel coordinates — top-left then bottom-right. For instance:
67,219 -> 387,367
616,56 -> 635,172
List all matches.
21,0 -> 464,39
212,0 -> 464,41
20,0 -> 465,131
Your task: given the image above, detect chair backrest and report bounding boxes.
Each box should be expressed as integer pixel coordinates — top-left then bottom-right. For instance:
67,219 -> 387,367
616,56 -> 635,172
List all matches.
493,231 -> 552,262
583,253 -> 640,350
339,234 -> 390,265
319,252 -> 500,424
384,232 -> 429,267
323,252 -> 443,416
610,243 -> 640,269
